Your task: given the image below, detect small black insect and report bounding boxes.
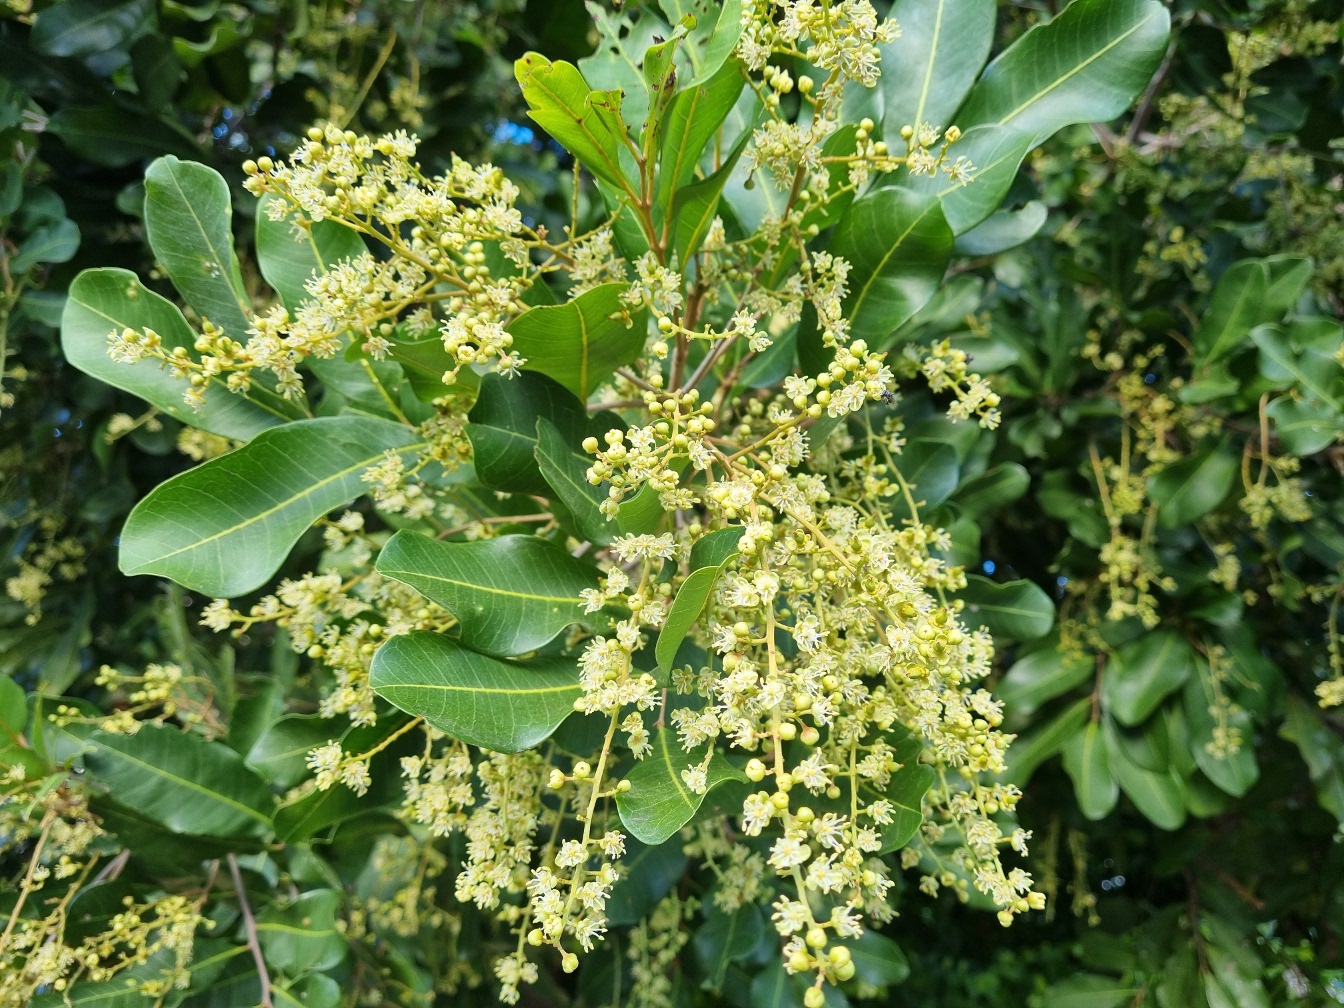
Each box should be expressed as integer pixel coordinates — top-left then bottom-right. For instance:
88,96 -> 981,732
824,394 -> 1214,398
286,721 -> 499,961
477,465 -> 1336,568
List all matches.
878,389 -> 897,405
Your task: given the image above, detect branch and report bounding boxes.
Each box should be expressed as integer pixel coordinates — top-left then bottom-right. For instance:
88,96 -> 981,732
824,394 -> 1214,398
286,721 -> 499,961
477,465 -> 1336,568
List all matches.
228,853 -> 274,1008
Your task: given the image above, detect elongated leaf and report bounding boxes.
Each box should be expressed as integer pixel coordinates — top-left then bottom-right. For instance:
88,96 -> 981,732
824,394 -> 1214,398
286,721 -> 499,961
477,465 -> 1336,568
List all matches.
466,371 -> 590,495
877,762 -> 937,852
880,0 -> 995,136
655,59 -> 745,216
615,727 -> 746,844
672,133 -> 750,264
956,575 -> 1055,642
1102,630 -> 1196,726
1042,975 -> 1138,1008
1193,259 -> 1270,365
953,201 -> 1048,256
659,0 -> 744,87
953,462 -> 1030,520
120,416 -> 422,597
831,187 -> 953,343
957,0 -> 1171,146
1266,396 -> 1342,456
536,418 -> 617,545
375,531 -> 597,657
516,54 -> 633,194
998,647 -> 1093,716
82,725 -> 273,839
890,440 -> 960,519
1184,670 -> 1258,797
62,268 -> 292,441
510,283 -> 647,400
1104,717 -> 1187,830
12,218 -> 80,273
689,527 -> 745,570
1063,721 -> 1119,820
898,123 -> 1035,235
370,631 -> 581,752
1148,440 -> 1238,528
693,903 -> 763,992
1002,697 -> 1090,785
656,550 -> 738,673
257,890 -> 346,974
144,156 -> 252,339
255,194 -> 366,313
1281,695 -> 1344,824
849,930 -> 911,988
1253,322 -> 1344,413
31,0 -> 155,57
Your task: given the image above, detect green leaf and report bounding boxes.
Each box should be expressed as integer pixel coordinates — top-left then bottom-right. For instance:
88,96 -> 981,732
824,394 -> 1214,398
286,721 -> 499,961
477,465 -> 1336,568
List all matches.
957,0 -> 1171,147
849,930 -> 910,988
956,576 -> 1055,642
1063,721 -> 1119,821
466,371 -> 589,496
953,201 -> 1048,257
144,156 -> 252,340
257,889 -> 346,974
897,124 -> 1035,235
369,631 -> 581,752
830,187 -> 953,343
1192,259 -> 1271,365
510,283 -> 647,400
1001,697 -> 1092,786
515,53 -> 633,194
877,761 -> 936,852
119,416 -> 422,597
656,551 -> 738,674
535,418 -> 619,545
81,725 -> 273,839
1183,670 -> 1257,797
246,714 -> 337,790
655,59 -> 745,218
12,218 -> 80,273
693,902 -> 763,991
255,193 -> 366,314
953,462 -> 1030,520
1252,321 -> 1344,413
998,646 -> 1093,717
1261,254 -> 1313,318
672,132 -> 751,264
607,838 -> 688,926
375,531 -> 597,657
659,0 -> 744,87
31,0 -> 155,57
1042,974 -> 1138,1008
1147,440 -> 1237,528
1103,717 -> 1186,830
1266,396 -> 1342,456
1102,630 -> 1196,726
690,527 -> 745,569
880,0 -> 995,138
48,107 -> 199,168
61,268 -> 291,440
890,440 -> 960,520
1281,695 -> 1344,824
615,727 -> 747,844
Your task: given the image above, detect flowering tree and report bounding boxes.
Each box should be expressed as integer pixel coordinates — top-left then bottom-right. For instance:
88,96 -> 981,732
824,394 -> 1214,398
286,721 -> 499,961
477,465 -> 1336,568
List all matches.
3,0 -> 1252,1005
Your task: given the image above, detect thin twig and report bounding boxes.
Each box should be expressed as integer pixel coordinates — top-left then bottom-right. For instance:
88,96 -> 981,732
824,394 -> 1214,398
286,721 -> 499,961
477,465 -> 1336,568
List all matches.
228,853 -> 274,1008
1127,37 -> 1180,144
93,848 -> 131,884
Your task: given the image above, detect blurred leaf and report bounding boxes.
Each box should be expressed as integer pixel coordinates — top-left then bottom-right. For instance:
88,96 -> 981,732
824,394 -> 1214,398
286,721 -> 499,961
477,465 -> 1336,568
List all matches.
1063,721 -> 1119,821
1103,630 -> 1196,726
956,575 -> 1055,641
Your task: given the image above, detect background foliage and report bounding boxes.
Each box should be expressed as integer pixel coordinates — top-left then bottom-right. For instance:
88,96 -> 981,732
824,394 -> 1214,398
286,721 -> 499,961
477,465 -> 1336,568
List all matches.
1,1 -> 1342,1007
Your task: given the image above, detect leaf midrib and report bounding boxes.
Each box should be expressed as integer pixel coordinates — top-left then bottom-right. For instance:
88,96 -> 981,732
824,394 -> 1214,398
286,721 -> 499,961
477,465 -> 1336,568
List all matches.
91,741 -> 270,825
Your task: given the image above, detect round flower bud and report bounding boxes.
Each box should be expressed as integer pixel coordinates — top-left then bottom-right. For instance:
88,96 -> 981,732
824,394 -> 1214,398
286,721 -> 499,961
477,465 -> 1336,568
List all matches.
805,927 -> 828,949
804,987 -> 826,1008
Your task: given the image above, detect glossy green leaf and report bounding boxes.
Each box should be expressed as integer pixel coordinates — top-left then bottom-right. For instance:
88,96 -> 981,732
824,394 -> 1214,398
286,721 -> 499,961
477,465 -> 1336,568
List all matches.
655,59 -> 745,214
1281,695 -> 1344,824
12,218 -> 80,273
510,283 -> 647,400
1147,440 -> 1237,528
1252,321 -> 1344,413
659,0 -> 744,87
1001,697 -> 1092,786
144,156 -> 252,340
1102,630 -> 1196,726
257,889 -> 346,974
369,631 -> 581,752
466,371 -> 589,496
1104,717 -> 1187,830
119,416 -> 422,597
877,761 -> 937,852
1266,396 -> 1342,456
515,53 -> 633,194
953,201 -> 1048,257
693,902 -> 763,991
957,0 -> 1171,146
656,551 -> 737,674
81,725 -> 273,839
62,268 -> 291,440
830,187 -> 953,343
1192,259 -> 1270,365
536,417 -> 619,545
672,134 -> 750,264
998,646 -> 1093,717
375,531 -> 597,657
849,930 -> 911,988
890,440 -> 960,520
689,527 -> 745,570
31,0 -> 155,58
880,0 -> 995,138
246,715 -> 337,790
953,462 -> 1030,520
956,575 -> 1055,642
897,123 -> 1035,235
1063,721 -> 1119,821
255,193 -> 366,313
616,727 -> 746,844
1183,670 -> 1257,797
